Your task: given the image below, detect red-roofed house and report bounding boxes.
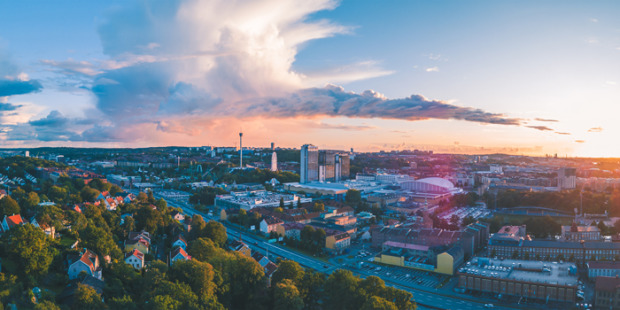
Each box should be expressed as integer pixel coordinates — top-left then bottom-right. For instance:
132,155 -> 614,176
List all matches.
68,249 -> 102,280
171,235 -> 187,250
105,197 -> 117,211
125,249 -> 144,269
171,247 -> 190,263
1,214 -> 24,232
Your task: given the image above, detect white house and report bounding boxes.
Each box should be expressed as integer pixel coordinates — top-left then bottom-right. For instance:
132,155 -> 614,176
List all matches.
124,249 -> 144,269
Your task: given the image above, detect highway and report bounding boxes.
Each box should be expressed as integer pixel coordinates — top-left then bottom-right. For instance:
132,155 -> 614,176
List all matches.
156,193 -> 527,310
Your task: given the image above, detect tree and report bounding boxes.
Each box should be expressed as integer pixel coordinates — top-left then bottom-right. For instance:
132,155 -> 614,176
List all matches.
272,260 -> 304,286
188,214 -> 207,241
274,279 -> 304,310
80,186 -> 100,202
47,186 -> 68,203
204,220 -> 227,247
4,224 -> 53,277
107,295 -> 137,310
169,259 -> 217,296
358,276 -> 385,298
313,202 -> 325,212
34,301 -> 61,310
72,284 -> 104,310
345,189 -> 362,205
324,270 -> 362,310
361,296 -> 398,310
187,238 -> 221,262
0,196 -> 20,217
298,269 -> 326,310
380,286 -> 415,310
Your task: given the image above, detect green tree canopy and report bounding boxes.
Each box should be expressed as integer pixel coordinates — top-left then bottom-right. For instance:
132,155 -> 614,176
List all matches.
4,224 -> 53,277
0,196 -> 20,218
273,279 -> 304,310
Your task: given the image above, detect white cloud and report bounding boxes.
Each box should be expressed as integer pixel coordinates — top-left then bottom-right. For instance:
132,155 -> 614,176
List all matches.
425,66 -> 439,72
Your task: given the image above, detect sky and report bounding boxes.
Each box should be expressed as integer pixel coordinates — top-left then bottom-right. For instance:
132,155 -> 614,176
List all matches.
1,0 -> 619,157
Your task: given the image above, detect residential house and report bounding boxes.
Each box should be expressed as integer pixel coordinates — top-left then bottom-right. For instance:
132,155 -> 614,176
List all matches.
1,214 -> 24,232
276,222 -> 306,240
30,217 -> 55,238
325,232 -> 351,252
171,247 -> 190,263
68,249 -> 102,280
171,211 -> 185,222
171,235 -> 187,250
125,249 -> 145,269
125,231 -> 151,254
229,240 -> 251,257
260,217 -> 283,234
251,252 -> 278,286
0,189 -> 6,199
105,197 -> 117,211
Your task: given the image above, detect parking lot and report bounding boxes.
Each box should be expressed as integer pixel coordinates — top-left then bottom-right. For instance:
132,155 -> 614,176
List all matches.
358,261 -> 447,289
438,206 -> 492,223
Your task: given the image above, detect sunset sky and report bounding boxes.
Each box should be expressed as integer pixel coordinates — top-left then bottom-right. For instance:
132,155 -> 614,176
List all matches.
1,0 -> 619,156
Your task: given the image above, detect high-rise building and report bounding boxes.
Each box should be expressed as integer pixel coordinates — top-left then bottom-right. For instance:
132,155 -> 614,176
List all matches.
558,167 -> 576,190
300,145 -> 349,183
270,142 -> 275,151
335,153 -> 350,181
300,144 -> 319,184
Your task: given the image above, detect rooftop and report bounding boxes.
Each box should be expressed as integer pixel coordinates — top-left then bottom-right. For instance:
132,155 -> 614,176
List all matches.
459,257 -> 579,287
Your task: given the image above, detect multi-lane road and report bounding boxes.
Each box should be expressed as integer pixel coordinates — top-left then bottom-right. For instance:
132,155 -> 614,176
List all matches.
155,193 -> 536,310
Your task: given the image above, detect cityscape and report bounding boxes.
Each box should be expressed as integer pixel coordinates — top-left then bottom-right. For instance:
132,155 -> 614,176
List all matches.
1,1 -> 620,310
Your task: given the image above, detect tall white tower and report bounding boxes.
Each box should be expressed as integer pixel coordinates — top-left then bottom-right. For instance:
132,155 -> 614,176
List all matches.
239,132 -> 243,168
271,143 -> 278,172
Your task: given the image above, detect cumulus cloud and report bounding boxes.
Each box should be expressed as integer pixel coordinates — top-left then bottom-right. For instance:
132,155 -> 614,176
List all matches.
237,85 -> 522,125
6,0 -> 558,144
588,127 -> 603,132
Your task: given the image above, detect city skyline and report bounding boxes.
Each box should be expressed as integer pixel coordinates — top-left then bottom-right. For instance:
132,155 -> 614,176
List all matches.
1,1 -> 620,157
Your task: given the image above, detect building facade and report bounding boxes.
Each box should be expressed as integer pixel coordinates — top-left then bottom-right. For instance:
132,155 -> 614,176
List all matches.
300,144 -> 319,184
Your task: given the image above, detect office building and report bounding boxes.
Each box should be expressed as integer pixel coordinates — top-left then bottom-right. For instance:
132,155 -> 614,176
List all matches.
300,145 -> 350,183
558,167 -> 577,190
300,144 -> 319,184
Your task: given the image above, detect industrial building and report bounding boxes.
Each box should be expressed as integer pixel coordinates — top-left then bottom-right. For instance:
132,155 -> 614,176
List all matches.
214,190 -> 311,210
373,241 -> 464,275
594,276 -> 620,309
458,257 -> 579,303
